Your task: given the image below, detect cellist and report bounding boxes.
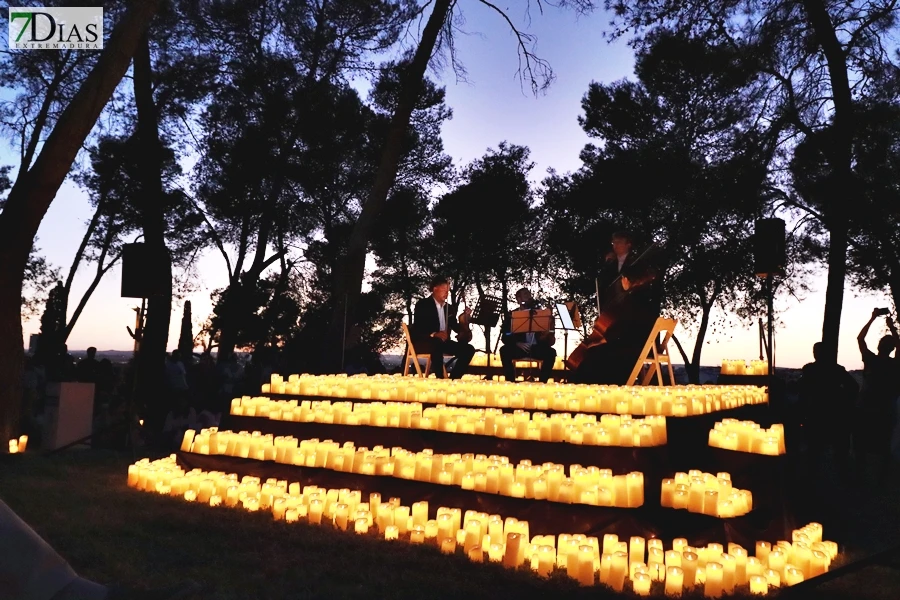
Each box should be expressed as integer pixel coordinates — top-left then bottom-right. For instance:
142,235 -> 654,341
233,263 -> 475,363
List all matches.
411,276 -> 476,379
569,231 -> 662,384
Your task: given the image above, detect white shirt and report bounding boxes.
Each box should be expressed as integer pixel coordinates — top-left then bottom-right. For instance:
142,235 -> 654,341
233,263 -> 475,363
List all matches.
617,253 -> 628,272
434,298 -> 447,332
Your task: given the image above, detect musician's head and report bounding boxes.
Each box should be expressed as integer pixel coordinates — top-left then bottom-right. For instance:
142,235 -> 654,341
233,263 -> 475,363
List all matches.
515,288 -> 533,307
611,231 -> 633,257
429,275 -> 450,303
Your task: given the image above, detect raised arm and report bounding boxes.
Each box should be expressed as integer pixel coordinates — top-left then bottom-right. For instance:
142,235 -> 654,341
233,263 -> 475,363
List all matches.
858,309 -> 879,354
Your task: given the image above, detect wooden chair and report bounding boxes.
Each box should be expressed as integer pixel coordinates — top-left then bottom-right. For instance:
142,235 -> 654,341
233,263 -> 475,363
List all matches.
401,322 -> 449,378
626,317 -> 678,386
511,358 -> 543,381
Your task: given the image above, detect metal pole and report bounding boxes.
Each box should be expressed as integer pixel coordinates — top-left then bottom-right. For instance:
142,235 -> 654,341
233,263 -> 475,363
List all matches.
767,274 -> 775,377
341,294 -> 347,372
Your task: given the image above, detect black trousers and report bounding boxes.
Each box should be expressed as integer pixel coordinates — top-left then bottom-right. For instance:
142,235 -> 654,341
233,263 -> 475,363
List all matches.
414,338 -> 476,379
499,343 -> 557,382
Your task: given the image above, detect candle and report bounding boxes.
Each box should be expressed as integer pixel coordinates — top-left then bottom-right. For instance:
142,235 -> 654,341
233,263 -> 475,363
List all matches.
756,541 -> 771,563
764,569 -> 781,588
682,551 -> 698,588
630,536 -> 646,566
749,575 -> 768,595
8,439 -> 17,454
784,567 -> 804,586
385,525 -> 399,540
665,566 -> 684,596
410,525 -> 425,544
537,545 -> 555,576
633,571 -> 651,596
17,435 -> 28,453
705,562 -> 723,598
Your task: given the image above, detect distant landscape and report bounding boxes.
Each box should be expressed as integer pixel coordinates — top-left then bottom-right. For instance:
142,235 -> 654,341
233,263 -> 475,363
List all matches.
55,349 -> 843,386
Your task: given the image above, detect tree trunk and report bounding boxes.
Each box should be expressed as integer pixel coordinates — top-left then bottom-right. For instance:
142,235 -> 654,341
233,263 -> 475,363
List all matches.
801,0 -> 854,363
324,0 -> 453,372
687,303 -> 713,385
133,28 -> 172,433
0,0 -> 161,444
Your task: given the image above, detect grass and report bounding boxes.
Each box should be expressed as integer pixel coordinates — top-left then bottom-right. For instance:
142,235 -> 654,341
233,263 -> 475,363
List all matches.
0,449 -> 899,599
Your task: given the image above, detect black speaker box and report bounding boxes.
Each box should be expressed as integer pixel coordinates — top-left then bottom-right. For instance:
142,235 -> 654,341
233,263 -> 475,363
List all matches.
753,218 -> 786,277
121,243 -> 171,298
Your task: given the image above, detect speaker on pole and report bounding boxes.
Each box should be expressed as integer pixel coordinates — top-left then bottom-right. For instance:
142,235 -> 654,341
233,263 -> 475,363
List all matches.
753,218 -> 786,277
121,243 -> 171,298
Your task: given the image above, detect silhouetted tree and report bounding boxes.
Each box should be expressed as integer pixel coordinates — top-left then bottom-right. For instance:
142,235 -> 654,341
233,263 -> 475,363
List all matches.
0,0 -> 162,445
604,0 -> 900,362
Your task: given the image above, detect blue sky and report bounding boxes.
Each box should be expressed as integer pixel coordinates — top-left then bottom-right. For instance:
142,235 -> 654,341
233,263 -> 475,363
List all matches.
13,2 -> 894,368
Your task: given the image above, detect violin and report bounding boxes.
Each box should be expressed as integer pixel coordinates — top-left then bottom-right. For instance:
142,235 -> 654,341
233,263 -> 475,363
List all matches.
456,292 -> 473,343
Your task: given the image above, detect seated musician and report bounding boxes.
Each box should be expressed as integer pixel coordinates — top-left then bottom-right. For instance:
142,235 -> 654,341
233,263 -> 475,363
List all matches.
411,276 -> 476,379
569,231 -> 662,384
499,288 -> 557,382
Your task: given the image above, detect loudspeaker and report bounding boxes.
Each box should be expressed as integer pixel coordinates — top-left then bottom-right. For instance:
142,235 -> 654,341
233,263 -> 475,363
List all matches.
753,218 -> 786,277
121,243 -> 171,298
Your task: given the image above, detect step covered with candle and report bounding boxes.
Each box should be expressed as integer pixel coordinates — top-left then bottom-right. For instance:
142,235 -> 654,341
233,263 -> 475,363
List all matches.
230,398 -> 667,447
708,419 -> 785,455
660,471 -> 753,518
126,456 -> 838,596
181,428 -> 645,507
255,373 -> 767,416
721,359 -> 768,375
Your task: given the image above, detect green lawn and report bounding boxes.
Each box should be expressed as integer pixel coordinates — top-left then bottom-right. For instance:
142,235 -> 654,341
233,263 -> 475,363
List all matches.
1,449 -> 898,599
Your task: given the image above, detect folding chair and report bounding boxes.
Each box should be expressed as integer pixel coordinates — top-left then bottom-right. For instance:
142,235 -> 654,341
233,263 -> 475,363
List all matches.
511,358 -> 543,381
626,317 -> 678,386
401,322 -> 449,378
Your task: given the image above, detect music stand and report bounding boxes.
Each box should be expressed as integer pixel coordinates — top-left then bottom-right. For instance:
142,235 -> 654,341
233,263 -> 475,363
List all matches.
470,295 -> 501,327
556,302 -> 580,365
511,308 -> 553,334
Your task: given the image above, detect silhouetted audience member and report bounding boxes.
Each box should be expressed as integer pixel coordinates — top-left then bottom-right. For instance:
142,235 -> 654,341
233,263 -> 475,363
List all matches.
75,347 -> 101,385
855,308 -> 900,480
798,342 -> 859,461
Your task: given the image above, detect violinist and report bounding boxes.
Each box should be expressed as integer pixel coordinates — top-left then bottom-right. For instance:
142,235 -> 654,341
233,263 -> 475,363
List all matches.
499,288 -> 558,382
569,231 -> 662,384
411,276 -> 476,379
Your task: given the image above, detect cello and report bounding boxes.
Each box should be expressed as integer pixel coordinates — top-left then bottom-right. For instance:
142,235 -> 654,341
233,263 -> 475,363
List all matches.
564,241 -> 662,371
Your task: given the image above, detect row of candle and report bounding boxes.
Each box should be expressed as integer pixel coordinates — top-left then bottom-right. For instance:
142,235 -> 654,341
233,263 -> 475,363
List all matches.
7,435 -> 27,453
660,472 -> 753,518
182,429 -> 646,507
260,373 -> 768,416
230,398 -> 668,447
469,353 -> 566,370
127,457 -> 835,595
721,360 -> 769,376
709,419 -> 786,455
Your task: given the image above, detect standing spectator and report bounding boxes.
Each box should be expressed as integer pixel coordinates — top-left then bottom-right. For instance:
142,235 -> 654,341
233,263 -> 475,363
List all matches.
75,347 -> 101,385
855,308 -> 900,481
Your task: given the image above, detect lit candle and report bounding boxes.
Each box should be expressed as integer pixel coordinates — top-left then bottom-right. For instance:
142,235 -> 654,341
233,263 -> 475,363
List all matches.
633,571 -> 651,596
385,525 -> 399,540
749,575 -> 768,595
682,552 -> 698,588
665,566 -> 684,596
705,562 -> 723,598
630,536 -> 646,566
784,567 -> 804,586
535,544 -> 555,576
17,435 -> 28,453
8,439 -> 17,454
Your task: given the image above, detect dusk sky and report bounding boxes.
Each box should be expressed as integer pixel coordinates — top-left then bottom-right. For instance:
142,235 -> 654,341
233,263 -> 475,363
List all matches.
12,3 -> 894,369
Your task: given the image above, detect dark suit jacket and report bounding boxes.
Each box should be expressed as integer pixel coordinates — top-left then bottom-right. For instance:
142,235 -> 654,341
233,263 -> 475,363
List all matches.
598,252 -> 660,315
412,296 -> 462,347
